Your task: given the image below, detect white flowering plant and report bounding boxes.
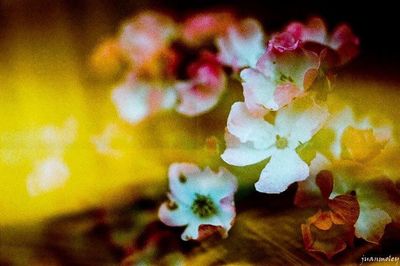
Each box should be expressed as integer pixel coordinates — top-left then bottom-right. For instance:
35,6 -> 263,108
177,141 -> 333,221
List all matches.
91,10 -> 400,264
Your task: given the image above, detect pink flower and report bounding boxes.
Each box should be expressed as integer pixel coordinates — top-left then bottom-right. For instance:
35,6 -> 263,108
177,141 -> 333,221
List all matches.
159,163 -> 238,241
240,33 -> 319,115
216,18 -> 266,71
284,17 -> 359,66
118,11 -> 178,74
112,74 -> 177,124
176,52 -> 227,116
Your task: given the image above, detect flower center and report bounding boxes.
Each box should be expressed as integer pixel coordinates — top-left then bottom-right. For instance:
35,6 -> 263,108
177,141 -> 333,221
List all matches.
278,73 -> 294,83
191,194 -> 217,218
276,135 -> 288,149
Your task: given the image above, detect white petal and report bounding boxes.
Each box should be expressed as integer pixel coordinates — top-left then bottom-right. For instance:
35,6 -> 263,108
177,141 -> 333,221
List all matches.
169,163 -> 201,204
161,87 -> 178,109
309,152 -> 331,177
217,19 -> 265,70
199,167 -> 238,202
241,68 -> 279,113
158,202 -> 190,227
221,132 -> 272,166
275,97 -> 329,145
181,222 -> 201,241
218,197 -> 236,230
255,149 -> 309,193
227,102 -> 276,149
355,207 -> 392,244
112,84 -> 150,124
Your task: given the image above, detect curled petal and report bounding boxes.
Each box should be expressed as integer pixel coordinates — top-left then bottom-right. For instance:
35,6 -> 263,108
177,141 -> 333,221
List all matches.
217,19 -> 266,70
329,24 -> 360,65
268,32 -> 300,52
181,221 -> 201,241
328,195 -> 360,225
255,148 -> 309,194
284,17 -> 359,66
285,17 -> 327,44
316,170 -> 334,200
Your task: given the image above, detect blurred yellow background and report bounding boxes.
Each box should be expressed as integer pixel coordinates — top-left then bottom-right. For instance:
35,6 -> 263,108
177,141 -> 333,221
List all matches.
1,1 -> 400,226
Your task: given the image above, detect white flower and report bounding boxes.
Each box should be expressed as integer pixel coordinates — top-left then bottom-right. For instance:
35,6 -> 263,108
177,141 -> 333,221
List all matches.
216,19 -> 266,71
112,75 -> 177,124
158,163 -> 238,241
27,156 -> 69,196
221,97 -> 328,193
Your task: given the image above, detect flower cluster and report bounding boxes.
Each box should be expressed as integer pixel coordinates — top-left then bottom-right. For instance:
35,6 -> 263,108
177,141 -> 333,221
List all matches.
221,17 -> 359,195
92,10 -> 400,261
92,11 -> 266,124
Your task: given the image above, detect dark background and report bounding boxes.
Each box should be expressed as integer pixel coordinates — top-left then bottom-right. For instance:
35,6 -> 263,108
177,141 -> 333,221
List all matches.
0,0 -> 399,80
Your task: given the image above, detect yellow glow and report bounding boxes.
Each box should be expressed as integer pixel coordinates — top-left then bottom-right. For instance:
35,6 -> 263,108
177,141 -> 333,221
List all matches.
1,6 -> 400,227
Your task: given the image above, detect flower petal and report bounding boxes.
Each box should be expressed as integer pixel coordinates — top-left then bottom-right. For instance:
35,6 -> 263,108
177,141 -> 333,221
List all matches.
176,53 -> 226,116
355,207 -> 392,244
168,163 -> 201,204
275,97 -> 329,145
199,167 -> 238,201
329,24 -> 359,65
181,222 -> 201,241
221,132 -> 272,166
112,79 -> 177,124
255,148 -> 309,194
226,102 -> 275,148
217,19 -> 266,70
285,17 -> 327,44
241,68 -> 279,113
295,153 -> 331,207
119,11 -> 177,70
158,202 -> 190,227
182,11 -> 235,46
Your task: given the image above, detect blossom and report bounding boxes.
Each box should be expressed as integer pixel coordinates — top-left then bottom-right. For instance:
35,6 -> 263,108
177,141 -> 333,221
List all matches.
158,163 -> 238,241
112,74 -> 177,124
284,17 -> 359,66
221,97 -> 328,193
299,167 -> 360,259
296,123 -> 397,245
176,52 -> 227,116
118,11 -> 178,75
27,156 -> 70,196
216,18 -> 266,71
182,11 -> 236,46
240,33 -> 319,115
325,107 -> 391,159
